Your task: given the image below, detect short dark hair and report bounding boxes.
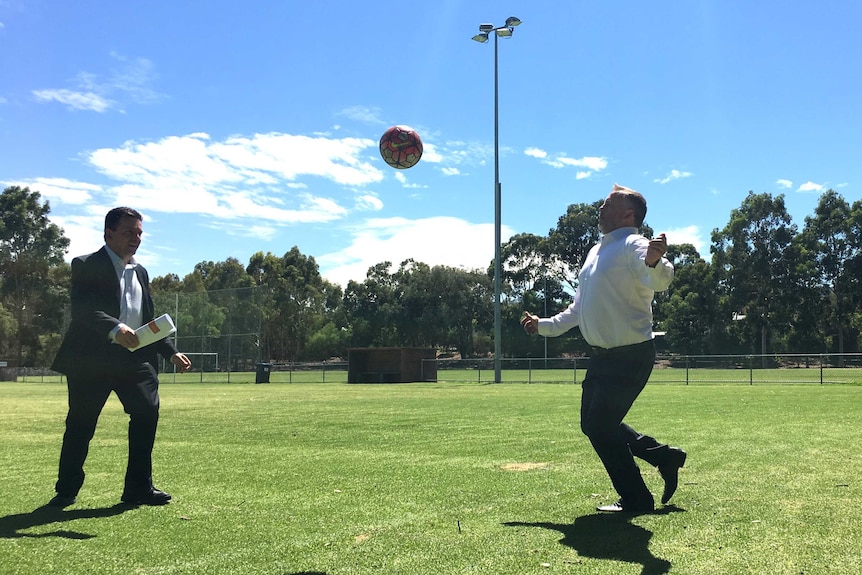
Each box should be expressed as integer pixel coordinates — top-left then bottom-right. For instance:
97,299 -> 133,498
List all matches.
104,207 -> 143,231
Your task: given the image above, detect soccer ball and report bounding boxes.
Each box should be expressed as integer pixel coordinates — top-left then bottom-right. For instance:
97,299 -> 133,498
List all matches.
379,125 -> 423,169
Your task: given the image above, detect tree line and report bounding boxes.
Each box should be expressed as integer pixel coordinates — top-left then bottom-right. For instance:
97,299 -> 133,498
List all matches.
1,185 -> 860,368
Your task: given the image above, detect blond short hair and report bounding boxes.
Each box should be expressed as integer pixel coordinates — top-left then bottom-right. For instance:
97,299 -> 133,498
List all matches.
612,184 -> 647,227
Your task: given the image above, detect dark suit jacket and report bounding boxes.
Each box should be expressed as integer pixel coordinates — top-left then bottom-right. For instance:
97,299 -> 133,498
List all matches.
52,247 -> 179,378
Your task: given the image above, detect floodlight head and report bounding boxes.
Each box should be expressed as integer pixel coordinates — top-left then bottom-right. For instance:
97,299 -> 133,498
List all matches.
478,23 -> 495,32
505,16 -> 522,27
496,27 -> 513,38
472,32 -> 490,43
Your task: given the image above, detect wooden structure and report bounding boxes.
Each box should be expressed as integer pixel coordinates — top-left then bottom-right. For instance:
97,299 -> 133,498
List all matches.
347,347 -> 437,383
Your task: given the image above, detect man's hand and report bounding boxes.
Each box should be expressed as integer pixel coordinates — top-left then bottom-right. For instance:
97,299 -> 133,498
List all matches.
115,325 -> 140,349
521,312 -> 539,335
646,233 -> 668,268
171,353 -> 192,373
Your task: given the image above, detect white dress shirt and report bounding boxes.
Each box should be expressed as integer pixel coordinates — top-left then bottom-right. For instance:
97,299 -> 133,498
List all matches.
105,245 -> 144,340
537,227 -> 674,349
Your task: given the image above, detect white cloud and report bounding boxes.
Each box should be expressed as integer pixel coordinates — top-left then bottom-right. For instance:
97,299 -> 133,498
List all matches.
80,132 -> 383,222
7,177 -> 101,204
32,53 -> 163,113
355,194 -> 383,211
558,156 -> 608,171
654,169 -> 692,185
663,225 -> 706,257
527,151 -> 609,179
32,89 -> 114,112
776,179 -> 792,189
392,171 -> 425,189
47,213 -> 107,257
337,105 -> 385,125
441,167 -> 461,176
544,156 -> 608,171
16,131 -> 403,263
318,216 -> 512,287
419,142 -> 442,164
797,181 -> 824,193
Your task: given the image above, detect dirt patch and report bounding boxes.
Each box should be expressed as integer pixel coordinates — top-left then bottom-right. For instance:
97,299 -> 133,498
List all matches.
499,462 -> 550,472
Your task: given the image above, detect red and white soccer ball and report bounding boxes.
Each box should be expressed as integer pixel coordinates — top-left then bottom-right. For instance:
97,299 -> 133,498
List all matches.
379,125 -> 423,169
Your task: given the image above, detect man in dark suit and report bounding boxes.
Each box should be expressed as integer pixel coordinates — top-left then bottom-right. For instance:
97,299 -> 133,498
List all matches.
49,207 -> 191,508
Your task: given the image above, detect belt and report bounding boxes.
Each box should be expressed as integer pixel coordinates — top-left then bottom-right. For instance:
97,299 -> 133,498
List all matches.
589,340 -> 653,356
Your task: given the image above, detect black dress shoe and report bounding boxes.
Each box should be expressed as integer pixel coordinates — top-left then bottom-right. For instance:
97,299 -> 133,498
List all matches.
121,488 -> 172,506
597,499 -> 654,514
658,447 -> 687,504
47,493 -> 76,508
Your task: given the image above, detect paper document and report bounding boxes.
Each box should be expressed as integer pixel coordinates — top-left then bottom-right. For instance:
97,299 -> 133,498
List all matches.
128,314 -> 176,351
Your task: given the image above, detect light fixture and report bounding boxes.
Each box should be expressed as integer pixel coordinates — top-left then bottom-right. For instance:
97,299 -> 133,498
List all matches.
471,32 -> 489,43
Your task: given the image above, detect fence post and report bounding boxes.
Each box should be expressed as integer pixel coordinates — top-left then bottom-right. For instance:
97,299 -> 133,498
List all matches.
685,356 -> 689,385
749,356 -> 753,385
820,354 -> 823,384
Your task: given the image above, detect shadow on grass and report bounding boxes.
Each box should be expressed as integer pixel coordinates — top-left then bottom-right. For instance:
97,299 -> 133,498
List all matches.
0,504 -> 133,540
505,506 -> 685,575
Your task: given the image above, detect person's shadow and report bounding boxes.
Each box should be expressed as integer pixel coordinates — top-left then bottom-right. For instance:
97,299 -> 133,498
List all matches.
0,504 -> 133,540
505,507 -> 684,575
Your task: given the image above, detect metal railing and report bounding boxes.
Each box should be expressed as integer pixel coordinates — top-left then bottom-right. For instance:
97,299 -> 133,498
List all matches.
6,354 -> 862,385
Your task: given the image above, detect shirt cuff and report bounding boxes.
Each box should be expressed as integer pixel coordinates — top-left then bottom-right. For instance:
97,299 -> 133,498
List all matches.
109,323 -> 128,342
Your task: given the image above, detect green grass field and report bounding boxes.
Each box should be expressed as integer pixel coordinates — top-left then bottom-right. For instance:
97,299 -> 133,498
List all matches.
1,381 -> 860,574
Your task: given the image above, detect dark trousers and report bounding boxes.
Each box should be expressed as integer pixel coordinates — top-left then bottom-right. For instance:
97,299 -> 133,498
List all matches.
580,340 -> 671,506
56,363 -> 160,497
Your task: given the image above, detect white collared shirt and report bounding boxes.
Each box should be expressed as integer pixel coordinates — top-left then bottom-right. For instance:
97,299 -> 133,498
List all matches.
537,227 -> 674,349
105,245 -> 144,338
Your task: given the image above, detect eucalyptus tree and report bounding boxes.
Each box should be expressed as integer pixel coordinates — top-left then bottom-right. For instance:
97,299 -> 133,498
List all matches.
656,244 -> 717,354
711,192 -> 798,359
798,190 -> 862,355
0,186 -> 70,365
431,265 -> 492,358
246,247 -> 332,362
546,201 -> 603,292
342,262 -> 401,347
392,259 -> 437,348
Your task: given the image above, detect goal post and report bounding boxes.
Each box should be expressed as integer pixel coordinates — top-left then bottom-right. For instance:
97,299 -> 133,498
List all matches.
169,352 -> 219,383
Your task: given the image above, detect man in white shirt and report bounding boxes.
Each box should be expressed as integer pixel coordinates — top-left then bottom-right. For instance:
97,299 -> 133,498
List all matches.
521,184 -> 687,513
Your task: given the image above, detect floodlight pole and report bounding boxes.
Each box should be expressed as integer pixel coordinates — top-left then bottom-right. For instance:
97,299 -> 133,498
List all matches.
492,30 -> 503,384
473,18 -> 520,383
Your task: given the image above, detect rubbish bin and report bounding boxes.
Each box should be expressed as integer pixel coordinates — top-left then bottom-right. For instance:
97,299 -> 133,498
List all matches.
255,362 -> 271,384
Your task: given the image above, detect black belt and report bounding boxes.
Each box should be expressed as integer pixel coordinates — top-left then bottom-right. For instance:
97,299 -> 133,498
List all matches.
589,340 -> 653,356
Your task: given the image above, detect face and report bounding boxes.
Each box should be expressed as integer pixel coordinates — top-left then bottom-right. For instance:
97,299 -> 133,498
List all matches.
105,216 -> 143,262
598,192 -> 634,234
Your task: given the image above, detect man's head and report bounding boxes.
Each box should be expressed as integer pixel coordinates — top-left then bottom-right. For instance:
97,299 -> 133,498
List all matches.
104,207 -> 143,263
598,184 -> 647,234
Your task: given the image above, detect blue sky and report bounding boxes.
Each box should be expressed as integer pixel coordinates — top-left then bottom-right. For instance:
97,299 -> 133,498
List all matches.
2,1 -> 859,287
